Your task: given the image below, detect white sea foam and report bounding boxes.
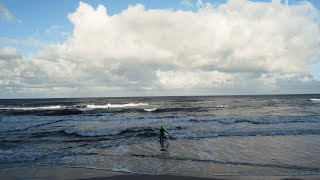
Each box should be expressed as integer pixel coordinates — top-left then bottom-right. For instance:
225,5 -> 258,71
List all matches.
111,168 -> 133,173
87,103 -> 148,109
144,108 -> 157,112
310,98 -> 320,101
216,105 -> 228,108
0,105 -> 62,110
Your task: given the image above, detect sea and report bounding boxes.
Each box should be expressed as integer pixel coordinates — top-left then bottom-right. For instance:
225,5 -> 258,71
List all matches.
0,94 -> 320,177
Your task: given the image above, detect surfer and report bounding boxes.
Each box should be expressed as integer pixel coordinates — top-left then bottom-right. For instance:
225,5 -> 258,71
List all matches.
159,125 -> 169,148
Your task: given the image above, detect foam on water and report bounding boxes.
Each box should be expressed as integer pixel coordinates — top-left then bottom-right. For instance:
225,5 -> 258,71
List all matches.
0,105 -> 62,110
87,103 -> 148,109
111,168 -> 133,173
144,108 -> 157,112
215,105 -> 228,108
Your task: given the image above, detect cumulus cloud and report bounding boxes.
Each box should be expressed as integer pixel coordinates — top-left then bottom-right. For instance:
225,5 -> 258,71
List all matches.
156,70 -> 233,89
0,4 -> 21,23
1,0 -> 320,97
0,36 -> 45,49
0,47 -> 21,60
57,1 -> 320,84
64,1 -> 319,73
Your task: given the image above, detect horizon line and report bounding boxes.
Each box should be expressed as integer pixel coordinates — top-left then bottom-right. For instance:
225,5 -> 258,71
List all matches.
0,93 -> 319,100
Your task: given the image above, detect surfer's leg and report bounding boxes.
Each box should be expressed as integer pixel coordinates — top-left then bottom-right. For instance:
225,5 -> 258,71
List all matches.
160,137 -> 164,147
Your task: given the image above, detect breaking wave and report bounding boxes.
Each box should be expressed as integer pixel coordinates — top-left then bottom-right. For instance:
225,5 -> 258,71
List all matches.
86,103 -> 148,109
215,105 -> 228,108
144,108 -> 157,112
0,103 -> 149,111
0,105 -> 63,110
151,107 -> 205,113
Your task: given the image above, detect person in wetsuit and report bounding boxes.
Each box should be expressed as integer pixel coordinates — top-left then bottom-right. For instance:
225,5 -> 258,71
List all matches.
159,125 -> 168,147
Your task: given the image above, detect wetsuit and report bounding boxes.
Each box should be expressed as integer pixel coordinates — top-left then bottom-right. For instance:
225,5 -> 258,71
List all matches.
159,127 -> 168,147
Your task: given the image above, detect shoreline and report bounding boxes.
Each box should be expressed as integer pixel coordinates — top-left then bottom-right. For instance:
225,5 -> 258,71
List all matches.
1,166 -> 319,180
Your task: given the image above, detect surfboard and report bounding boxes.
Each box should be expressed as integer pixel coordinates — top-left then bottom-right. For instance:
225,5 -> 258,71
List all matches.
160,125 -> 169,151
163,126 -> 169,139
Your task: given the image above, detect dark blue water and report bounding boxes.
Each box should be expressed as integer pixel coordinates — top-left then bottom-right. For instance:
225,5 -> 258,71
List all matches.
1,95 -> 320,176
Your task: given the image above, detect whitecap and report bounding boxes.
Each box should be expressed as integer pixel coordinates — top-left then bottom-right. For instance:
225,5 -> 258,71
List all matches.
0,105 -> 62,110
310,98 -> 320,102
87,103 -> 148,109
216,105 -> 228,108
144,108 -> 157,112
111,168 -> 132,173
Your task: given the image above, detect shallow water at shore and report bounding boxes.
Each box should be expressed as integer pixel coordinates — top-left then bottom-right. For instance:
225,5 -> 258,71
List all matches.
1,95 -> 320,177
31,135 -> 319,176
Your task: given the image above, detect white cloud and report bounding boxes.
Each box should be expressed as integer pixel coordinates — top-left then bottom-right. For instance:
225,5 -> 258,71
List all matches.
0,36 -> 45,49
181,0 -> 193,8
0,47 -> 21,60
197,0 -> 205,8
156,70 -> 233,89
58,1 -> 319,73
0,4 -> 21,23
1,0 -> 320,97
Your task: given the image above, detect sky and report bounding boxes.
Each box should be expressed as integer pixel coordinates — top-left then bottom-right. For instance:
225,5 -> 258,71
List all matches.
0,0 -> 320,98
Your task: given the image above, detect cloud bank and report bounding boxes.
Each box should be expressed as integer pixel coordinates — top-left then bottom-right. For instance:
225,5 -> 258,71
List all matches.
1,0 -> 320,97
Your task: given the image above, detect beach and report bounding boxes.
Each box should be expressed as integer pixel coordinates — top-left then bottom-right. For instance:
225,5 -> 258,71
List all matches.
1,166 -> 319,180
1,0 -> 320,178
1,95 -> 320,179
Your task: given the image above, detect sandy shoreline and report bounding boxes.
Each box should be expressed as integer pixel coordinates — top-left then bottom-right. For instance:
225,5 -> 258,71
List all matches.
1,166 -> 319,180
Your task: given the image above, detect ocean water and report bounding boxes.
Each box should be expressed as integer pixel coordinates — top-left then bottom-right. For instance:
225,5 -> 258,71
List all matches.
0,95 -> 320,177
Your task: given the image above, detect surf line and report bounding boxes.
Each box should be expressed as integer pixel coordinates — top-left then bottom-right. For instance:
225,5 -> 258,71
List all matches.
129,154 -> 320,172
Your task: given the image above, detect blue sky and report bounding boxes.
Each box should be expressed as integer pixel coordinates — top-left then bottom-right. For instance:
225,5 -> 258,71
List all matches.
0,0 -> 320,98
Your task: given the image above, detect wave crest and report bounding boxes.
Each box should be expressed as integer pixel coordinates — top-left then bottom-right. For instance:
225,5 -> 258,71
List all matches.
144,108 -> 157,112
87,103 -> 148,109
0,105 -> 62,110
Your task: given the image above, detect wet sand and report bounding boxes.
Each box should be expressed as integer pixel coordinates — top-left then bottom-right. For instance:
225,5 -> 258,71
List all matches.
82,175 -> 224,180
82,175 -> 317,180
0,166 -> 319,180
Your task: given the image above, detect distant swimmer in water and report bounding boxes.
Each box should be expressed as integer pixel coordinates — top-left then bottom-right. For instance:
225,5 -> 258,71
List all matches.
159,125 -> 169,148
